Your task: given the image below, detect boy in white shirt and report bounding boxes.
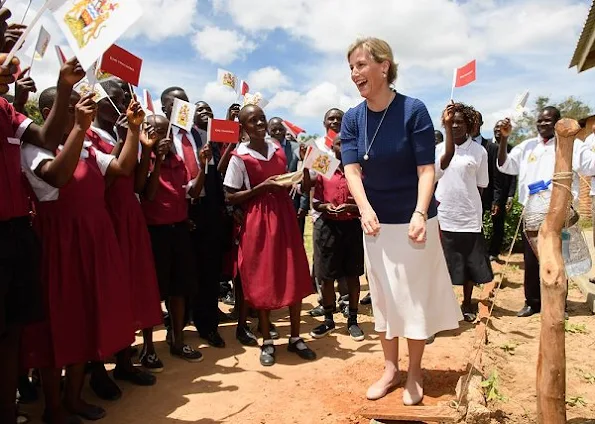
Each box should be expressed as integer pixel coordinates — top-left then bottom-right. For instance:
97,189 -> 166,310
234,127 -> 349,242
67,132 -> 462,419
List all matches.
436,102 -> 493,322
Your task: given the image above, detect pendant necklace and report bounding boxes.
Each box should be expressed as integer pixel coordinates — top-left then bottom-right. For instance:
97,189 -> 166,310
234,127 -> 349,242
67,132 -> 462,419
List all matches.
363,91 -> 394,161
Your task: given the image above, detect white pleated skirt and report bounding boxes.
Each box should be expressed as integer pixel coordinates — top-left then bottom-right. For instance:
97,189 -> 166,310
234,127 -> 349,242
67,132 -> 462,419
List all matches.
364,217 -> 462,340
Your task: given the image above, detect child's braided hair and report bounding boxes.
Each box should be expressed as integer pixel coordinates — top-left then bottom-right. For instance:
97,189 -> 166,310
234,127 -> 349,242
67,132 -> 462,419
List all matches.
441,102 -> 478,134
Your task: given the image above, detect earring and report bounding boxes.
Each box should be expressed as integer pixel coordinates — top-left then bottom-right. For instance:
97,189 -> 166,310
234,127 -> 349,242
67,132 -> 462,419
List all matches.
383,73 -> 387,78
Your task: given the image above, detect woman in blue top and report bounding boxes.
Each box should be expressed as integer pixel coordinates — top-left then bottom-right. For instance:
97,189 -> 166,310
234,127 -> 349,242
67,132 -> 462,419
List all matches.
341,37 -> 461,405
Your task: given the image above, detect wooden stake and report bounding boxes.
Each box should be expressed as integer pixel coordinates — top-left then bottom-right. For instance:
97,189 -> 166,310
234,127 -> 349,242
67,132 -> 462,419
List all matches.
536,118 -> 581,424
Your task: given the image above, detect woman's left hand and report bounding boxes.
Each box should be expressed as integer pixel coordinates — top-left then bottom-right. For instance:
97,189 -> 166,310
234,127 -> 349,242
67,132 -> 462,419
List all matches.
408,213 -> 426,243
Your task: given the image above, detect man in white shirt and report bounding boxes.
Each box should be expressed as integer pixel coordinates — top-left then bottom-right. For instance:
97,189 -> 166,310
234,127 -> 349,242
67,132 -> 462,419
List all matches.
497,107 -> 595,316
583,123 -> 595,284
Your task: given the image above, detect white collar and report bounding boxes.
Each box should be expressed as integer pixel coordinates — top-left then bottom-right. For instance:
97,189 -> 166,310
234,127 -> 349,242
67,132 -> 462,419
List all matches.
91,126 -> 118,146
537,134 -> 555,145
455,137 -> 474,151
236,139 -> 279,160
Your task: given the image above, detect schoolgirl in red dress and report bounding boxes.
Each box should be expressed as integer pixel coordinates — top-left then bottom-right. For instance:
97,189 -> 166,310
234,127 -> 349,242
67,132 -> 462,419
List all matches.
85,81 -> 162,394
223,105 -> 316,367
20,89 -> 144,423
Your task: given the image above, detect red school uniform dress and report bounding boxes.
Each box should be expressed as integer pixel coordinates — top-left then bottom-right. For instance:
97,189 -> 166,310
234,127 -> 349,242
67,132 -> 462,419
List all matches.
0,98 -> 42,335
20,142 -> 135,369
224,140 -> 311,310
87,127 -> 162,330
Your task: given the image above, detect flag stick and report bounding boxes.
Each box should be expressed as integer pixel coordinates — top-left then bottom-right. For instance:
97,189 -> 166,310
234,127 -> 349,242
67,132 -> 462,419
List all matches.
450,68 -> 456,101
21,0 -> 33,24
3,0 -> 51,67
106,95 -> 120,114
128,82 -> 135,99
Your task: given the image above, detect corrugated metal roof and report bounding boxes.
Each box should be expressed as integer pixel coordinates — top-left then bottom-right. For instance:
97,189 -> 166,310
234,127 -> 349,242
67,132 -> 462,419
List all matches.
570,0 -> 595,72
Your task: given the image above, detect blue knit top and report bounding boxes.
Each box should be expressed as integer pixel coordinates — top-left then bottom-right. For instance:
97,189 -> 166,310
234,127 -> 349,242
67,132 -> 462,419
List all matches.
340,92 -> 438,224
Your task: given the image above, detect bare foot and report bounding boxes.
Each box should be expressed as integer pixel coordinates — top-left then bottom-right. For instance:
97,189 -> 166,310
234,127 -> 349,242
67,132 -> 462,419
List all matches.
402,372 -> 424,405
366,369 -> 400,400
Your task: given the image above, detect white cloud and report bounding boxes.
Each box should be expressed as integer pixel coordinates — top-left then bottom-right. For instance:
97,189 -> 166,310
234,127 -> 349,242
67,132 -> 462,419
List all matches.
125,0 -> 199,41
246,66 -> 290,93
191,26 -> 257,65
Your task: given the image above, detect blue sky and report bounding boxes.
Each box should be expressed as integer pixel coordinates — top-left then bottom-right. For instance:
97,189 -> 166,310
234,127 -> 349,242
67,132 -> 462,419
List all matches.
12,0 -> 595,138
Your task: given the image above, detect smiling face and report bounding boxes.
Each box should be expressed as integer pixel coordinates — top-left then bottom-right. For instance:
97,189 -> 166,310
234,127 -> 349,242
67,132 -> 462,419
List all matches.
348,46 -> 389,100
324,109 -> 343,133
267,118 -> 286,142
240,105 -> 268,142
452,112 -> 469,144
195,101 -> 214,127
536,109 -> 558,140
493,120 -> 505,140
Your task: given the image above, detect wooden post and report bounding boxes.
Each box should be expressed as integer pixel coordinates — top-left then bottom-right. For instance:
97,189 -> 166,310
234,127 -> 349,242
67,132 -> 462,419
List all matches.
536,118 -> 581,423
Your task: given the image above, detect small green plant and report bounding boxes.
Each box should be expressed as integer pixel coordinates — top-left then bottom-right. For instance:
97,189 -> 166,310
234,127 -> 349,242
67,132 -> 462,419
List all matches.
566,396 -> 587,407
583,372 -> 595,384
499,342 -> 518,356
481,370 -> 507,402
565,321 -> 588,334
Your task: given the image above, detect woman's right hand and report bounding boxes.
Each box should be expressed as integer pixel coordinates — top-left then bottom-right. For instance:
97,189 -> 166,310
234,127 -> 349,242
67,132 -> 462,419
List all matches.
259,176 -> 284,192
74,93 -> 97,130
360,206 -> 380,236
442,101 -> 456,128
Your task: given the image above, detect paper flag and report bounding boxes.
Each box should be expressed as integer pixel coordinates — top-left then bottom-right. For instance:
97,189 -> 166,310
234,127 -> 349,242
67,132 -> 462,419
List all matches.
170,98 -> 196,132
33,26 -> 51,60
100,44 -> 142,86
243,92 -> 269,109
52,0 -> 143,70
512,90 -> 530,114
218,68 -> 238,91
283,120 -> 305,139
207,118 -> 240,144
453,59 -> 476,88
303,145 -> 340,180
239,80 -> 249,96
324,129 -> 338,148
73,77 -> 108,103
55,45 -> 67,65
143,89 -> 155,115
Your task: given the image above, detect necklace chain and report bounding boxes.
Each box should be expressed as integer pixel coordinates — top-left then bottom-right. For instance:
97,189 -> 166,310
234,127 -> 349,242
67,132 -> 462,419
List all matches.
364,92 -> 394,161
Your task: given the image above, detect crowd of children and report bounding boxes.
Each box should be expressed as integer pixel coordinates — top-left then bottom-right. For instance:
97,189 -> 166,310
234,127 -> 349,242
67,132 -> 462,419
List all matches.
2,5 -> 595,423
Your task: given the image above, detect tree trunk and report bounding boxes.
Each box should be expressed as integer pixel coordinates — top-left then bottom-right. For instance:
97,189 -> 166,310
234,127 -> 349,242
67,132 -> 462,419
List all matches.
536,118 -> 581,423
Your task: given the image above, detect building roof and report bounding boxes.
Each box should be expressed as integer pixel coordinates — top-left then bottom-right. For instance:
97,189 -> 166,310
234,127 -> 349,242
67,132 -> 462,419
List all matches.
570,0 -> 595,73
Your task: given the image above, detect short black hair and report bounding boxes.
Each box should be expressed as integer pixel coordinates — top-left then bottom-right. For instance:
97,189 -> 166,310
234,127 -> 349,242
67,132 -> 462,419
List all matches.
542,106 -> 561,121
441,102 -> 477,131
38,86 -> 58,111
324,108 -> 344,120
161,86 -> 185,103
268,116 -> 283,124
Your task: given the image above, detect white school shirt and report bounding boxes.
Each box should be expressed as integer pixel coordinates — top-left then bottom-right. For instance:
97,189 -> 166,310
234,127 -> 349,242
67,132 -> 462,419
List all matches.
171,126 -> 208,197
434,138 -> 489,233
21,143 -> 114,201
497,135 -> 595,206
583,133 -> 595,195
223,140 -> 280,190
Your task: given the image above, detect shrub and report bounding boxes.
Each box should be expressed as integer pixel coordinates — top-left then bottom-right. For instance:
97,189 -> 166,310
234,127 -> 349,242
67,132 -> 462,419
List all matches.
483,198 -> 524,253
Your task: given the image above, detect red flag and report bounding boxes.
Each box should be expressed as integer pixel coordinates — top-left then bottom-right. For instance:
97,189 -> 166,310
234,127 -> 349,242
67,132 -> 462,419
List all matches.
239,80 -> 249,96
143,89 -> 155,114
282,120 -> 305,138
325,129 -> 338,148
454,60 -> 476,88
55,45 -> 67,66
100,44 -> 143,86
207,118 -> 241,144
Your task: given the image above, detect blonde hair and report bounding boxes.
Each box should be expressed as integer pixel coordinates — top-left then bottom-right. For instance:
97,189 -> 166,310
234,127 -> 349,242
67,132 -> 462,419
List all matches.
347,37 -> 398,84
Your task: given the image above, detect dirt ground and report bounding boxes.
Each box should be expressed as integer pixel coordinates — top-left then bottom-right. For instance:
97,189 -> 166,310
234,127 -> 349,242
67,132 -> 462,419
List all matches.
21,257 -> 595,424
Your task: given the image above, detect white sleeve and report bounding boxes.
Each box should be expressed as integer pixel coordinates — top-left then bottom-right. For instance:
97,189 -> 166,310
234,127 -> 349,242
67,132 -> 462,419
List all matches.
477,148 -> 489,188
573,139 -> 595,176
20,144 -> 59,201
223,155 -> 250,189
497,143 -> 522,175
92,147 -> 116,176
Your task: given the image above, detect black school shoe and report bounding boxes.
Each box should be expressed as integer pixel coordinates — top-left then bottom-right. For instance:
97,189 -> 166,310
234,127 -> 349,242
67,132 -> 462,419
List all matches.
517,304 -> 539,318
113,366 -> 156,386
310,321 -> 335,339
260,343 -> 276,366
140,351 -> 164,373
222,292 -> 235,306
236,325 -> 258,347
89,371 -> 122,401
170,344 -> 204,362
347,323 -> 365,342
360,293 -> 372,305
308,305 -> 326,317
461,303 -> 478,322
287,338 -> 316,361
201,331 -> 226,348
